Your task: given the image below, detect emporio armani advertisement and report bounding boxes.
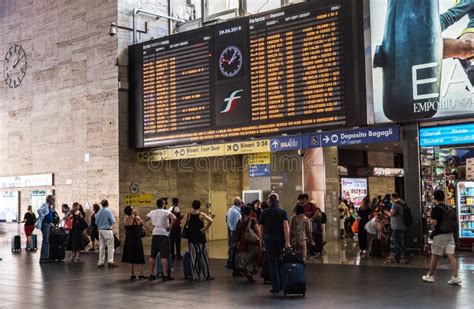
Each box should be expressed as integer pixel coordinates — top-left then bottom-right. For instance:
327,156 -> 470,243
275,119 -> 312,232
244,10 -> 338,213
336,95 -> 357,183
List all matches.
214,19 -> 251,127
370,0 -> 474,123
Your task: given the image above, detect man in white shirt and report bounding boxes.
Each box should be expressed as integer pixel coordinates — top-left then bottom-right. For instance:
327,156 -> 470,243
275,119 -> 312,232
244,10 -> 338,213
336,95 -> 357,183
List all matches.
146,198 -> 176,282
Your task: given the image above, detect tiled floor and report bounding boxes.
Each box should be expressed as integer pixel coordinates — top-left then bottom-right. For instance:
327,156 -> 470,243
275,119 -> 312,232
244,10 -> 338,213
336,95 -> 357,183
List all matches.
0,232 -> 473,308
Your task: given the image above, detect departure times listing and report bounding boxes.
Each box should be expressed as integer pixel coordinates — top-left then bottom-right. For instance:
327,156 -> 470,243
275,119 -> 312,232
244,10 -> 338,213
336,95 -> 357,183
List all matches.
249,5 -> 344,121
141,31 -> 212,135
129,0 -> 362,148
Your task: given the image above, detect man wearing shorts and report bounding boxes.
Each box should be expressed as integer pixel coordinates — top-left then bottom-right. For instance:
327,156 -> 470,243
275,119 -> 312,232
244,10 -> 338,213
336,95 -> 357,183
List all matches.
146,198 -> 176,282
422,190 -> 461,285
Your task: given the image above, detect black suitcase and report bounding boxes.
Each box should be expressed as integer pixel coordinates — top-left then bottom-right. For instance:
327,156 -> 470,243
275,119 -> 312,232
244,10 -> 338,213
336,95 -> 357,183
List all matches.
11,235 -> 21,252
370,234 -> 383,258
49,227 -> 67,261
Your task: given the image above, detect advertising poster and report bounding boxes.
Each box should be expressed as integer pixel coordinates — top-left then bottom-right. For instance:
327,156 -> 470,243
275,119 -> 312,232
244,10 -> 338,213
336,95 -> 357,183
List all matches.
341,178 -> 368,208
29,190 -> 52,214
369,0 -> 474,123
0,191 -> 19,222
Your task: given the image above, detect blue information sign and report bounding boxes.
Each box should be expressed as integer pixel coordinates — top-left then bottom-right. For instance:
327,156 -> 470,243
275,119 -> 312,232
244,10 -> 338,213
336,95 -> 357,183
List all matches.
270,135 -> 302,152
419,123 -> 474,147
249,164 -> 271,177
303,126 -> 400,148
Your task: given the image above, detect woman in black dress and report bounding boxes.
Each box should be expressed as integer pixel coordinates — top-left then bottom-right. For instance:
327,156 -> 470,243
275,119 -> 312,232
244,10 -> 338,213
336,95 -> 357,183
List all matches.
122,206 -> 145,279
89,203 -> 100,251
66,202 -> 88,262
358,196 -> 373,255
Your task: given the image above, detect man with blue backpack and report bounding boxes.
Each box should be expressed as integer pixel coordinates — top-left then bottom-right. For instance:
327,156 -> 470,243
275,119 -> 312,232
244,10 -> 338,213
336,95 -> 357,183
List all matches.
36,195 -> 55,263
423,190 -> 461,285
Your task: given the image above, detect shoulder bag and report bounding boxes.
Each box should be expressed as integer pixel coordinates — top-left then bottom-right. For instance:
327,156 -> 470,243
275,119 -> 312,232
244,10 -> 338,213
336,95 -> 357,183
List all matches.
243,219 -> 259,243
181,214 -> 191,239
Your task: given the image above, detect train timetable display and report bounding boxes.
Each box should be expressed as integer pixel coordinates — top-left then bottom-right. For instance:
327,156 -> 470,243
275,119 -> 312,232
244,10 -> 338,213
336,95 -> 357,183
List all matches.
129,0 -> 363,148
249,6 -> 344,122
141,30 -> 212,135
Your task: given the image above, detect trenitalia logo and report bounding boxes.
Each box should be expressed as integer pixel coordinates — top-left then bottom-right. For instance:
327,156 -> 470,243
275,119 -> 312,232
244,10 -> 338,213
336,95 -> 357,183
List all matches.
220,89 -> 243,113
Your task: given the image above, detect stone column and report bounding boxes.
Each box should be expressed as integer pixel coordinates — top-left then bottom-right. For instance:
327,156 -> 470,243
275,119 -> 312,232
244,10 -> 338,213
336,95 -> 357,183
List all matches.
303,147 -> 340,241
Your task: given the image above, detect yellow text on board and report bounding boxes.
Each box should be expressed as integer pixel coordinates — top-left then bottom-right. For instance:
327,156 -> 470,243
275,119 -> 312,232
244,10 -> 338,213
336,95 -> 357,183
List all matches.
224,140 -> 270,155
248,152 -> 271,165
124,194 -> 154,207
169,144 -> 225,160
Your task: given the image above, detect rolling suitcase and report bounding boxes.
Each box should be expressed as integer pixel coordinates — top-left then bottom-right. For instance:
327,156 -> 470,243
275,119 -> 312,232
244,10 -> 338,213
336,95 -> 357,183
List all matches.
30,234 -> 38,251
370,237 -> 383,258
183,251 -> 192,279
49,226 -> 67,261
281,263 -> 306,296
11,235 -> 21,252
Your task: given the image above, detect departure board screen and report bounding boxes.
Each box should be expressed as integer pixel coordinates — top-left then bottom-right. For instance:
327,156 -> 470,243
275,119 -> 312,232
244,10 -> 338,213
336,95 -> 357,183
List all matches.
141,30 -> 212,135
129,0 -> 364,148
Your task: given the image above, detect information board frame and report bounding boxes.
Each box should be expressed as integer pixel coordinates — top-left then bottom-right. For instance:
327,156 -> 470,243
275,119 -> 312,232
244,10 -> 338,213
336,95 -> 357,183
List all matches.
129,0 -> 366,149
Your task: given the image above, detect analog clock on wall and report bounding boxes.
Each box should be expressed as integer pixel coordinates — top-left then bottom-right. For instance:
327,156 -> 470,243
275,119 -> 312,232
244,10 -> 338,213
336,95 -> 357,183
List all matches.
3,44 -> 27,88
219,46 -> 243,78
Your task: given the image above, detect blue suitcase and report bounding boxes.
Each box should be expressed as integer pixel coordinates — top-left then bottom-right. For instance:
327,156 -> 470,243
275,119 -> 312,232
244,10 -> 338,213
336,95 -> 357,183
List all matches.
30,234 -> 38,251
183,251 -> 192,279
281,263 -> 306,296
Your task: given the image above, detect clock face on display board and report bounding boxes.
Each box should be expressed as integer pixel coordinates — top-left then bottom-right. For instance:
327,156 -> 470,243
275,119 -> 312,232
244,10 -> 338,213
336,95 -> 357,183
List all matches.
219,46 -> 243,78
3,44 -> 27,88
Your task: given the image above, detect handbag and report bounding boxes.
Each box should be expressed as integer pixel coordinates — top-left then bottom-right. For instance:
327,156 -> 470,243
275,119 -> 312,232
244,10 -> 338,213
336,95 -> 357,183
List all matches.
181,214 -> 190,239
352,220 -> 359,234
243,219 -> 259,243
134,217 -> 146,238
64,217 -> 73,230
114,234 -> 121,248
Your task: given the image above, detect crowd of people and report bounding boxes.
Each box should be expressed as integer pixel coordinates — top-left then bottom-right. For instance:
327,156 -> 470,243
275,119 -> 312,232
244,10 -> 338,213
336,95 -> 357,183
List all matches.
23,187 -> 462,290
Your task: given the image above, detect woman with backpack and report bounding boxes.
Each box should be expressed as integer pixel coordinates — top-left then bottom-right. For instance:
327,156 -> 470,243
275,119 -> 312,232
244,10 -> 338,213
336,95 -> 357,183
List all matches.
185,200 -> 214,281
236,205 -> 260,283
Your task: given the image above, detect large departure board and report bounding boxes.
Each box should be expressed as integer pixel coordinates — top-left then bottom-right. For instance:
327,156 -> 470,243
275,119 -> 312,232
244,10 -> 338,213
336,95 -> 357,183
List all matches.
129,0 -> 364,148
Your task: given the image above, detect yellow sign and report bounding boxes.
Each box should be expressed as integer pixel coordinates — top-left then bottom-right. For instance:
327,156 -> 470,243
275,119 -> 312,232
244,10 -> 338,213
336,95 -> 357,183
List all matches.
169,144 -> 225,160
224,140 -> 270,155
124,194 -> 154,207
137,150 -> 170,163
137,139 -> 271,162
248,152 -> 271,165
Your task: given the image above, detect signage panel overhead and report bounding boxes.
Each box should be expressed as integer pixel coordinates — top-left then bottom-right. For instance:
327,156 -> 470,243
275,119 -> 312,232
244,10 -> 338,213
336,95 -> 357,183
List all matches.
130,0 -> 364,149
419,123 -> 474,147
305,125 -> 400,148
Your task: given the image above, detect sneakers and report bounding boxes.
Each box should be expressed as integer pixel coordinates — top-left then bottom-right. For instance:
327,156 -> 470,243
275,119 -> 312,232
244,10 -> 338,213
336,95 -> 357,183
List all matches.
422,275 -> 435,283
97,264 -> 105,268
423,275 -> 462,284
107,262 -> 118,268
447,277 -> 462,285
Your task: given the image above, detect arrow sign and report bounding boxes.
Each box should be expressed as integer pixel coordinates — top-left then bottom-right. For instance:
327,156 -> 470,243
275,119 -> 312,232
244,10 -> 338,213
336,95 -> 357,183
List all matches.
305,126 -> 400,148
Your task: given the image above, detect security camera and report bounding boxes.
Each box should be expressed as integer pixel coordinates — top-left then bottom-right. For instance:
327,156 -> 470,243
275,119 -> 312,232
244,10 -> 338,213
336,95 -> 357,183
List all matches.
109,23 -> 117,36
298,149 -> 305,157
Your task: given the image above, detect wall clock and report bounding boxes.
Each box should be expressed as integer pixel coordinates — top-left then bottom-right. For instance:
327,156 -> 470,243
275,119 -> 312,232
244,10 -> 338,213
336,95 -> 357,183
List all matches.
3,44 -> 27,88
219,46 -> 243,78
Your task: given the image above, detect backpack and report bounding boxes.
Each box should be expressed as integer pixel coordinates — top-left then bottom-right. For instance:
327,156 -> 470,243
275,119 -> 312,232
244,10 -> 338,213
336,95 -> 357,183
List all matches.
321,212 -> 327,224
398,201 -> 413,227
438,204 -> 458,233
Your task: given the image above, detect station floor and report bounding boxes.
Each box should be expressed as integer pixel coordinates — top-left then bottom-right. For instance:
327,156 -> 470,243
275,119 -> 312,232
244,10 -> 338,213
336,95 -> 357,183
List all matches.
0,237 -> 473,308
